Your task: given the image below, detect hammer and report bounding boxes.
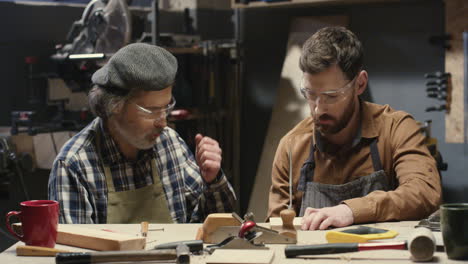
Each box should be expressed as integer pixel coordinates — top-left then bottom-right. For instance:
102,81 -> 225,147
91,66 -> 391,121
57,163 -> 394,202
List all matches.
55,246 -> 190,264
285,227 -> 436,262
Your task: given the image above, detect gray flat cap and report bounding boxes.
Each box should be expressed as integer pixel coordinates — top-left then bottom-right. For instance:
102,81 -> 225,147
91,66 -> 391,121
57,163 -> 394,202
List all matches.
92,43 -> 178,92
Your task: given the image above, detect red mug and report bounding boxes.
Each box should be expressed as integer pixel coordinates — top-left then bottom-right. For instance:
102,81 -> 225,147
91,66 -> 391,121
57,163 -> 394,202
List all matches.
6,200 -> 59,248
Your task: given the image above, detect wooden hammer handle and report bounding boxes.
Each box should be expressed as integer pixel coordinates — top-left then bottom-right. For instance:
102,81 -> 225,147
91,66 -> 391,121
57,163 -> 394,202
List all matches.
17,245 -> 70,256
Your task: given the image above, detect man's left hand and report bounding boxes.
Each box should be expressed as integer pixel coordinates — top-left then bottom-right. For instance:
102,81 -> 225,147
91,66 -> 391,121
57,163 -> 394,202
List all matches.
195,134 -> 222,183
301,204 -> 354,230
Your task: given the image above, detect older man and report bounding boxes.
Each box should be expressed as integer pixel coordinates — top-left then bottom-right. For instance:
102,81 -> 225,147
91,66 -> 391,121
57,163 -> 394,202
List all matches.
49,43 -> 236,224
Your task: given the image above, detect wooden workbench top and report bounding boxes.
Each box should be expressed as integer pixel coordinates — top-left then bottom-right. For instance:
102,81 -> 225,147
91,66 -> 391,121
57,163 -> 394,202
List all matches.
0,221 -> 464,264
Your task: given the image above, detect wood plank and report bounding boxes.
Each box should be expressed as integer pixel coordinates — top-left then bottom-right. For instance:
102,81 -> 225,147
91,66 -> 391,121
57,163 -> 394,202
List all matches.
206,249 -> 274,264
269,217 -> 302,231
13,224 -> 146,251
444,0 -> 468,143
197,213 -> 241,243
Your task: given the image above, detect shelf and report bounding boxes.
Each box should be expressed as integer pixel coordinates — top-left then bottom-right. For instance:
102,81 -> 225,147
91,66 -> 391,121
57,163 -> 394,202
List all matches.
231,0 -> 402,9
163,47 -> 203,54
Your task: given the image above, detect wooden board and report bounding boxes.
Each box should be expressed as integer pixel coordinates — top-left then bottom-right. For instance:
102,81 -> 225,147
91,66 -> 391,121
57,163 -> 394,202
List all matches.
196,213 -> 241,243
206,249 -> 274,264
13,224 -> 146,251
269,217 -> 302,232
444,0 -> 468,143
248,15 -> 348,222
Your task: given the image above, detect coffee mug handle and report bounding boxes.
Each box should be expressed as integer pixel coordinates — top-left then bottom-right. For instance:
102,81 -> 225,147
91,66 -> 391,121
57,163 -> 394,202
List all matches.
6,211 -> 24,241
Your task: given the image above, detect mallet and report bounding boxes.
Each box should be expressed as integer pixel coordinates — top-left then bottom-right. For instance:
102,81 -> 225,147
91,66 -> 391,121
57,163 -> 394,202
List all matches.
285,227 -> 436,262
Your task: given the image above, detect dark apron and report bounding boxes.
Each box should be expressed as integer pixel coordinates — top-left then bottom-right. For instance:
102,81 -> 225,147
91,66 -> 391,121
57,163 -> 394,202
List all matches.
298,138 -> 391,216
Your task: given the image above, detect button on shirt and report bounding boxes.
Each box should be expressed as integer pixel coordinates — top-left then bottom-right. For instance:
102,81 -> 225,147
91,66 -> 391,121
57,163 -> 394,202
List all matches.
268,101 -> 441,223
48,117 -> 236,224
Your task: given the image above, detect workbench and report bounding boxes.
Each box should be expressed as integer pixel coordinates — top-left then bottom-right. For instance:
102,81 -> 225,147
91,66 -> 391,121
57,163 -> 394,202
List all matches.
0,221 -> 465,263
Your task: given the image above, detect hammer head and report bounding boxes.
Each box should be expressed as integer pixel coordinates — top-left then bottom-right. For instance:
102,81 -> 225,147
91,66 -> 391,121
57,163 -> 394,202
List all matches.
407,227 -> 436,262
176,243 -> 190,264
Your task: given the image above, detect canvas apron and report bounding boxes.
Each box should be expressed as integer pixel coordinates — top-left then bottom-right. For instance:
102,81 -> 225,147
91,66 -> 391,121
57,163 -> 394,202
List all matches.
298,138 -> 391,216
96,130 -> 173,223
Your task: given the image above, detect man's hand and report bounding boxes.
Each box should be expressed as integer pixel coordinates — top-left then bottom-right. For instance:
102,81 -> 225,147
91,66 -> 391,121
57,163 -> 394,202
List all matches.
195,134 -> 222,183
301,204 -> 354,230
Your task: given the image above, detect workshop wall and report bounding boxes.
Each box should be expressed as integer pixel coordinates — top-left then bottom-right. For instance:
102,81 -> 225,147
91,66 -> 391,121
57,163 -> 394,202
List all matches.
241,0 -> 468,220
0,1 -> 234,251
0,2 -> 83,125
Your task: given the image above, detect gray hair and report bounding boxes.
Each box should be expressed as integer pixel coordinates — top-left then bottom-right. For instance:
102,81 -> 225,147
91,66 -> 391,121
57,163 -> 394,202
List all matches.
88,85 -> 138,119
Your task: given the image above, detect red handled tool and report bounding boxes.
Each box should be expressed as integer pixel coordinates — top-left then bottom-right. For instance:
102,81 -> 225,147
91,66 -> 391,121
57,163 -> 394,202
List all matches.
286,227 -> 436,262
238,221 -> 256,238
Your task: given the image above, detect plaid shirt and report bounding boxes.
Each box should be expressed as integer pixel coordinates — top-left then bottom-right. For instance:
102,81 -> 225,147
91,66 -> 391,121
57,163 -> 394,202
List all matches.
48,118 -> 236,224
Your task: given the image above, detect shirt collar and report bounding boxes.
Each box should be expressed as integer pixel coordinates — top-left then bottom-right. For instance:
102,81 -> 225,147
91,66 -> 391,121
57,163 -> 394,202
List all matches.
97,118 -> 155,165
360,99 -> 379,139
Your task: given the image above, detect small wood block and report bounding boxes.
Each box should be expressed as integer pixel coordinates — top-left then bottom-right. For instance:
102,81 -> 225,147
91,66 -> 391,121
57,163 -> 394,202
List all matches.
206,249 -> 274,264
13,224 -> 146,251
199,213 -> 241,243
269,217 -> 302,232
140,221 -> 149,237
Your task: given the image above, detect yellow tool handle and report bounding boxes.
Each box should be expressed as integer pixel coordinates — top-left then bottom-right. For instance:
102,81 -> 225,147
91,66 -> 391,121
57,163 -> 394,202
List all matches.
16,245 -> 70,256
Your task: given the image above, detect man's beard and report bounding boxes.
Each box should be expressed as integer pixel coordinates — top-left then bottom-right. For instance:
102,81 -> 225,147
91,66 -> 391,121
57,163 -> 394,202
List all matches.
313,99 -> 355,135
113,119 -> 163,150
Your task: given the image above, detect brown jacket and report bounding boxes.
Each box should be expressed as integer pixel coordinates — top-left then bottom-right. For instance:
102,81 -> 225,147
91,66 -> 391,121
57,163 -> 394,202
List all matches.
267,101 -> 441,223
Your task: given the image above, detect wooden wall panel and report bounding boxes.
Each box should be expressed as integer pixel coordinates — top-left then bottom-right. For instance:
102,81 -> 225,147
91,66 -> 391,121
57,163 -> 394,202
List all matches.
445,0 -> 468,143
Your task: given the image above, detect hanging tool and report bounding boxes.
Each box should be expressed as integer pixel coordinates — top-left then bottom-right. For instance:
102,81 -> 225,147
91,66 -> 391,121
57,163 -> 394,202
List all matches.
286,227 -> 435,262
325,226 -> 398,243
424,71 -> 451,113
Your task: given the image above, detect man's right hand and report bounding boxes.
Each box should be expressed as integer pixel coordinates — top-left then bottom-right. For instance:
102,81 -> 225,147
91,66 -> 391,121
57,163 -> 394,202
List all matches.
195,133 -> 222,184
301,204 -> 354,230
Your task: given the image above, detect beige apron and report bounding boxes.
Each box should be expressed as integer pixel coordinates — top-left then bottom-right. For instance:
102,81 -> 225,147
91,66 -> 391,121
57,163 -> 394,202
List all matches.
298,138 -> 393,216
96,130 -> 173,224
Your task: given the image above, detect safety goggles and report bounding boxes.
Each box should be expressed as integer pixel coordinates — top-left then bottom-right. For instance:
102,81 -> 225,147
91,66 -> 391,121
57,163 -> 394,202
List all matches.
135,97 -> 176,122
300,76 -> 357,105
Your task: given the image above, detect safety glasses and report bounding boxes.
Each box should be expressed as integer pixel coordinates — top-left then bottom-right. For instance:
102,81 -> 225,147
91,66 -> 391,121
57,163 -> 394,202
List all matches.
300,76 -> 357,105
135,97 -> 176,122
